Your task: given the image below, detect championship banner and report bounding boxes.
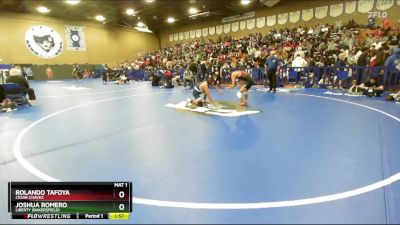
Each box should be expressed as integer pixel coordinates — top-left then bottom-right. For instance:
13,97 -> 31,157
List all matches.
202,28 -> 208,37
216,25 -> 223,35
195,29 -> 202,38
345,1 -> 357,14
315,6 -> 328,19
223,23 -> 231,33
277,13 -> 288,25
267,15 -> 276,26
184,31 -> 190,40
179,32 -> 184,40
302,8 -> 313,21
64,25 -> 86,51
190,30 -> 196,39
329,3 -> 343,17
376,0 -> 394,10
358,0 -> 374,13
246,19 -> 255,30
289,11 -> 300,23
231,22 -> 239,32
173,33 -> 178,41
256,17 -> 266,28
209,27 -> 215,35
240,20 -> 246,30
169,34 -> 174,42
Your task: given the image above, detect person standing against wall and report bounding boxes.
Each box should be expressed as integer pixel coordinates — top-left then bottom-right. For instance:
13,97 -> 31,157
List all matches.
46,66 -> 54,80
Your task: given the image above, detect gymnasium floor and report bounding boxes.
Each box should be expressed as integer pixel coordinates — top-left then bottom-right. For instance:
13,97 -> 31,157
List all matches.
1,79 -> 400,224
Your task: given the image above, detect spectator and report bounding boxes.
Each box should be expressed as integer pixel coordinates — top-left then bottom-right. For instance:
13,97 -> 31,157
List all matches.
9,65 -> 22,76
384,46 -> 400,85
370,48 -> 385,77
294,47 -> 305,59
334,53 -> 348,89
359,76 -> 384,97
46,66 -> 54,80
72,64 -> 83,82
6,73 -> 36,100
103,64 -> 110,84
356,47 -> 369,84
292,53 -> 308,70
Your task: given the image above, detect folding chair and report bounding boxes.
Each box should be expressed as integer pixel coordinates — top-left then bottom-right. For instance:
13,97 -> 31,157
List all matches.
288,69 -> 299,84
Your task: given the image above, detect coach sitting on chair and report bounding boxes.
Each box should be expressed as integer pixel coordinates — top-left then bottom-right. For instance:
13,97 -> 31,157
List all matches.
6,71 -> 36,100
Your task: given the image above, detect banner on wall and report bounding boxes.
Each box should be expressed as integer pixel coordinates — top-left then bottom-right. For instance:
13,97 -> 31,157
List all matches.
398,0 -> 400,5
247,19 -> 255,30
302,8 -> 313,21
173,33 -> 179,41
64,25 -> 86,51
25,25 -> 63,59
169,34 -> 173,42
345,1 -> 357,14
289,11 -> 300,23
358,0 -> 374,13
329,3 -> 343,17
256,17 -> 265,28
216,25 -> 223,34
277,13 -> 288,25
376,0 -> 394,10
190,30 -> 195,39
222,11 -> 255,23
231,22 -> 239,32
315,6 -> 328,19
240,20 -> 246,30
195,29 -> 201,38
267,15 -> 276,26
184,31 -> 190,39
209,27 -> 215,35
179,32 -> 184,40
202,28 -> 208,37
223,23 -> 231,33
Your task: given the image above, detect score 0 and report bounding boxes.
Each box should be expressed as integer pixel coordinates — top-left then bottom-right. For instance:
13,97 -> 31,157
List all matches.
113,182 -> 130,212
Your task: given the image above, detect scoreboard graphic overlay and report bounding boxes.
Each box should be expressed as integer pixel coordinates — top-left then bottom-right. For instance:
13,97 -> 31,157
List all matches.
8,182 -> 132,220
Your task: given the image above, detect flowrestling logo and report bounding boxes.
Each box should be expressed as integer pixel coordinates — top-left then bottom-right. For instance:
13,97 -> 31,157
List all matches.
25,25 -> 63,59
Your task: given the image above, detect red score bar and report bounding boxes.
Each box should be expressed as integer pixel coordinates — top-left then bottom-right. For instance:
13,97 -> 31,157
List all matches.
13,190 -> 130,201
9,182 -> 132,203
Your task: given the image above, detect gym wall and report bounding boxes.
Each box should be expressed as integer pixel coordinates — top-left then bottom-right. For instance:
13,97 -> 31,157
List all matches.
0,10 -> 160,66
160,0 -> 400,47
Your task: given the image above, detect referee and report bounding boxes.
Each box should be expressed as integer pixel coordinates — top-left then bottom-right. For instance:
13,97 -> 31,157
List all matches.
265,51 -> 281,94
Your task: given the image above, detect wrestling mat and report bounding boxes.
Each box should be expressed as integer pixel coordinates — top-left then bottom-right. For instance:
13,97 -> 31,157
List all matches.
166,101 -> 260,117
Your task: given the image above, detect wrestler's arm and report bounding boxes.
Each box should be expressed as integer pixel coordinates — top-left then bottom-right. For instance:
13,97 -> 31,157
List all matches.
204,85 -> 214,102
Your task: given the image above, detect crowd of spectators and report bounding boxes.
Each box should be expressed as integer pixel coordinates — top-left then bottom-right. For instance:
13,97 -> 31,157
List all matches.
113,19 -> 399,98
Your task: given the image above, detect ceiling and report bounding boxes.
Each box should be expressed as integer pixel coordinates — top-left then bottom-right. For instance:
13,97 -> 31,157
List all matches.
0,0 -> 282,33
